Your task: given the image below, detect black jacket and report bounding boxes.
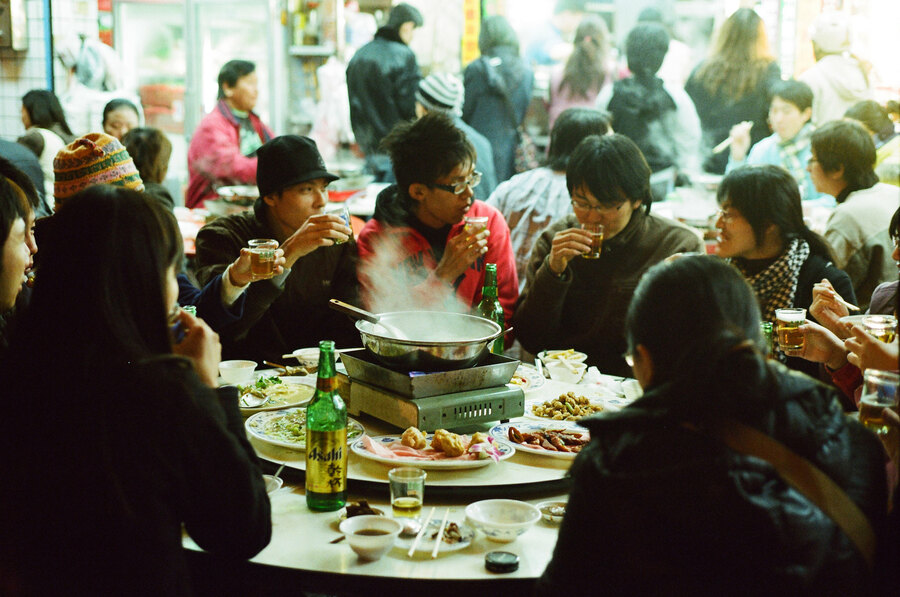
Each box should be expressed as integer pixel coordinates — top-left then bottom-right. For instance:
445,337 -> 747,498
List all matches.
537,360 -> 887,596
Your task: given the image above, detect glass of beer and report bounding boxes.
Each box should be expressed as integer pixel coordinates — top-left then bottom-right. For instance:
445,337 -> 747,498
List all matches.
248,238 -> 278,281
581,223 -> 604,259
863,315 -> 897,343
859,369 -> 899,435
388,467 -> 426,517
775,308 -> 806,352
324,204 -> 352,245
464,216 -> 489,236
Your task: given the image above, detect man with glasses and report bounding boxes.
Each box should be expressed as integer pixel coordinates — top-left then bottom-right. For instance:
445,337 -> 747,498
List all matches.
514,134 -> 703,376
357,112 -> 518,323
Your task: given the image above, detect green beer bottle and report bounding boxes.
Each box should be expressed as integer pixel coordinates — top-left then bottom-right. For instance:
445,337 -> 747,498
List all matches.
478,263 -> 505,354
305,340 -> 348,511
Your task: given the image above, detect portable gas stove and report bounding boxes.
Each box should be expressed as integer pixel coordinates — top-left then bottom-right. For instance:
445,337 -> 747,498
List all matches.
337,348 -> 525,432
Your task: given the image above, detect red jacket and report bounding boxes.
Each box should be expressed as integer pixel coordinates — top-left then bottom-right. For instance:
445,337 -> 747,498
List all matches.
186,101 -> 273,208
357,198 -> 518,326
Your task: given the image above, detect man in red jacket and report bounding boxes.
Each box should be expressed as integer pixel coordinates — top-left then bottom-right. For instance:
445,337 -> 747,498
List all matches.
357,112 -> 518,327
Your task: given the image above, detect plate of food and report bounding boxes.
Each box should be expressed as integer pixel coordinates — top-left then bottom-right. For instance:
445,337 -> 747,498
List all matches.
397,520 -> 474,553
238,375 -> 316,413
245,407 -> 365,450
538,349 -> 588,365
489,422 -> 590,460
509,363 -> 546,391
525,391 -> 608,423
351,427 -> 514,469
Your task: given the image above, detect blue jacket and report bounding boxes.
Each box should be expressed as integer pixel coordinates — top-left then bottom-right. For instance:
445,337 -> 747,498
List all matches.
177,272 -> 245,332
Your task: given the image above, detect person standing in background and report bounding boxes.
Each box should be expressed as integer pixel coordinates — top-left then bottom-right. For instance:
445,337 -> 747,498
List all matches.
685,8 -> 781,174
186,60 -> 273,209
123,127 -> 175,211
547,16 -> 611,130
346,3 -> 423,183
102,99 -> 141,142
524,0 -> 586,68
18,90 -> 76,210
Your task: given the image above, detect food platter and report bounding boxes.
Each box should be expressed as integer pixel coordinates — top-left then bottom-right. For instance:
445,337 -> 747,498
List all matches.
508,363 -> 546,391
489,422 -> 589,461
245,407 -> 365,451
396,520 -> 475,553
524,393 -> 611,424
350,434 -> 515,470
239,376 -> 316,414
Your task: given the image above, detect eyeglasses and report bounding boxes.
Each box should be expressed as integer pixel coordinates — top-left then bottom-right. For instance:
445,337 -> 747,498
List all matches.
571,200 -> 626,213
716,208 -> 740,223
807,156 -> 818,166
622,352 -> 634,368
431,171 -> 482,195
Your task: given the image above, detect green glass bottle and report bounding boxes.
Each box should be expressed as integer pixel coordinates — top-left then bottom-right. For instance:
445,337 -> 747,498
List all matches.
305,340 -> 348,511
478,263 -> 505,354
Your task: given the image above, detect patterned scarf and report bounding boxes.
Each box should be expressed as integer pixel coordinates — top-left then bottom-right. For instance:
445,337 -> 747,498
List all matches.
732,238 -> 810,325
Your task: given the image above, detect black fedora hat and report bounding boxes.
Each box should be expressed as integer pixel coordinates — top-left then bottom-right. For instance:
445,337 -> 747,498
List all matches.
256,135 -> 339,197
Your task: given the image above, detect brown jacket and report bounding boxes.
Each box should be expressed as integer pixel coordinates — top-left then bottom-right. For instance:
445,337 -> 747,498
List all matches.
514,210 -> 703,377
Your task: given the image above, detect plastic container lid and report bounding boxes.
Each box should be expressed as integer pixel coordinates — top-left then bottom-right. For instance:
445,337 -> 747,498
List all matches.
485,551 -> 519,573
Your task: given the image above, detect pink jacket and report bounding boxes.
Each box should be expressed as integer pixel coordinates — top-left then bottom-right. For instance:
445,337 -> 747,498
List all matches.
357,200 -> 519,326
186,101 -> 273,208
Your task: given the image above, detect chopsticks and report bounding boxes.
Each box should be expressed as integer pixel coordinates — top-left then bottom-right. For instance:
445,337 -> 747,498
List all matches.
264,360 -> 287,369
834,295 -> 860,311
431,508 -> 451,559
407,506 -> 436,557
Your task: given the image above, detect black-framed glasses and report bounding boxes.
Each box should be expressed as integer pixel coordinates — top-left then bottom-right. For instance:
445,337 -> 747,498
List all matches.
431,171 -> 482,195
571,199 -> 625,213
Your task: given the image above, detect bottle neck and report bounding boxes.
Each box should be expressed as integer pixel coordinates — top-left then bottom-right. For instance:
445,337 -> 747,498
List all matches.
315,341 -> 337,392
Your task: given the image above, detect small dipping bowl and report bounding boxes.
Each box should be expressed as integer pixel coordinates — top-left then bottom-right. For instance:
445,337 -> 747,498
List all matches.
219,360 -> 258,384
339,515 -> 403,561
262,474 -> 283,494
536,500 -> 567,524
465,499 -> 541,543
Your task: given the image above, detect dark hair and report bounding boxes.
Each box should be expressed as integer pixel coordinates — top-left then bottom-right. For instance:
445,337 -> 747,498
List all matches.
386,3 -> 423,28
24,186 -> 180,365
102,98 -> 140,126
844,100 -> 895,142
694,8 -> 774,101
217,60 -> 256,100
626,255 -> 766,396
0,164 -> 30,253
21,90 -> 74,138
811,120 -> 878,193
547,108 -> 610,171
890,207 -> 900,242
122,127 -> 172,184
625,23 -> 669,80
0,156 -> 39,214
566,134 -> 652,211
558,16 -> 609,99
478,16 -> 519,56
382,112 -> 475,209
718,165 -> 833,259
771,80 -> 813,113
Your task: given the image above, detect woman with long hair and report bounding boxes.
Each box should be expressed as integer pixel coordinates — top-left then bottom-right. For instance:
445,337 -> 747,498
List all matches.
537,255 -> 887,594
547,16 -> 610,129
685,8 -> 781,174
463,15 -> 534,183
19,89 -> 76,205
123,126 -> 175,210
0,186 -> 271,594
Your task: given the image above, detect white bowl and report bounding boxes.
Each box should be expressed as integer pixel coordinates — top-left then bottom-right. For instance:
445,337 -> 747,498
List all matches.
538,350 -> 588,364
219,360 -> 258,384
536,500 -> 567,524
545,361 -> 587,384
465,499 -> 541,543
339,515 -> 402,561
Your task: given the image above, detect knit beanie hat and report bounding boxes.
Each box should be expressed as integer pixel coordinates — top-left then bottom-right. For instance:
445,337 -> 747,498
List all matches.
810,12 -> 851,55
54,133 -> 144,201
415,73 -> 463,117
387,3 -> 423,29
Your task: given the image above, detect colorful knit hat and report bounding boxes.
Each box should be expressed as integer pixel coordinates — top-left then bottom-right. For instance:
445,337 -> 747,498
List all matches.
53,132 -> 144,201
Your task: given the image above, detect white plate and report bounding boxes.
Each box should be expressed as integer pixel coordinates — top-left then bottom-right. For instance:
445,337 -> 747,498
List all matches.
239,377 -> 316,414
524,394 -> 612,424
508,364 -> 546,391
489,422 -> 590,460
396,520 -> 475,553
350,434 -> 515,470
245,407 -> 365,451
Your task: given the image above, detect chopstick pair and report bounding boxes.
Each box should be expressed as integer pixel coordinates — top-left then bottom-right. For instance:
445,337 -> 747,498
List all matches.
405,506 -> 451,558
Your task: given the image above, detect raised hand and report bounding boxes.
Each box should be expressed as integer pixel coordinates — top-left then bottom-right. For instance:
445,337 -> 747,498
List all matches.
547,228 -> 593,275
171,308 -> 222,387
845,324 -> 899,372
434,228 -> 489,284
280,213 -> 351,268
810,278 -> 851,338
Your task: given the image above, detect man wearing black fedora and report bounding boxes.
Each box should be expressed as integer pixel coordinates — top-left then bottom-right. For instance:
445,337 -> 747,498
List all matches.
195,135 -> 359,362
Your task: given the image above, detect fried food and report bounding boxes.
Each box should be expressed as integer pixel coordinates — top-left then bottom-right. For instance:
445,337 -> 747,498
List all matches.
532,392 -> 604,421
440,433 -> 466,457
507,426 -> 590,453
431,429 -> 452,452
401,426 -> 427,449
470,432 -> 489,445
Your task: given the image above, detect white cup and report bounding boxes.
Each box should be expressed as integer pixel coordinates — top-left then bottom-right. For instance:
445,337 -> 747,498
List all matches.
219,360 -> 258,384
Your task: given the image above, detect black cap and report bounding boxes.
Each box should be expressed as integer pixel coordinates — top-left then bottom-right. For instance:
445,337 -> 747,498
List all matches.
256,135 -> 339,197
387,3 -> 423,29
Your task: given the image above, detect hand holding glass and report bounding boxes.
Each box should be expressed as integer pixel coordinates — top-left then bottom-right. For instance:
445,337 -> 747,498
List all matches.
248,239 -> 278,280
859,370 -> 899,435
775,308 -> 805,352
581,223 -> 604,259
324,205 -> 352,245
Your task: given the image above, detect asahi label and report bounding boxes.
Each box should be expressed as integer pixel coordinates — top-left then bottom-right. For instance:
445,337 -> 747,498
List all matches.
305,429 -> 348,493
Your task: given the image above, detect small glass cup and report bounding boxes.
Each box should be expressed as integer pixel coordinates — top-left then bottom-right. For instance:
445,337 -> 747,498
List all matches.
859,369 -> 899,435
324,204 -> 352,245
248,238 -> 278,281
775,308 -> 806,352
388,467 -> 426,518
464,216 -> 489,236
581,223 -> 604,259
863,315 -> 897,344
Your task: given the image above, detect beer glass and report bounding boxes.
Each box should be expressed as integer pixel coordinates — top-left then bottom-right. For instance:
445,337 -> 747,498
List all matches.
388,467 -> 426,517
464,216 -> 489,236
775,308 -> 806,352
859,369 -> 899,435
324,204 -> 352,245
863,315 -> 897,343
248,239 -> 278,280
581,223 -> 604,259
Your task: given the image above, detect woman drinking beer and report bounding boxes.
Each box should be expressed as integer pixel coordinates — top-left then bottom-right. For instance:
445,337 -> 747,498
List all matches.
713,164 -> 854,378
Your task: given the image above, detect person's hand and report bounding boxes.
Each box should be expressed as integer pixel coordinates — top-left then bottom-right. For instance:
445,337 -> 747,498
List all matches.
280,214 -> 351,268
785,320 -> 847,369
883,407 -> 900,431
728,121 -> 753,162
434,228 -> 489,284
547,228 -> 593,275
171,308 -> 222,387
845,324 -> 899,371
810,278 -> 851,338
229,248 -> 286,286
